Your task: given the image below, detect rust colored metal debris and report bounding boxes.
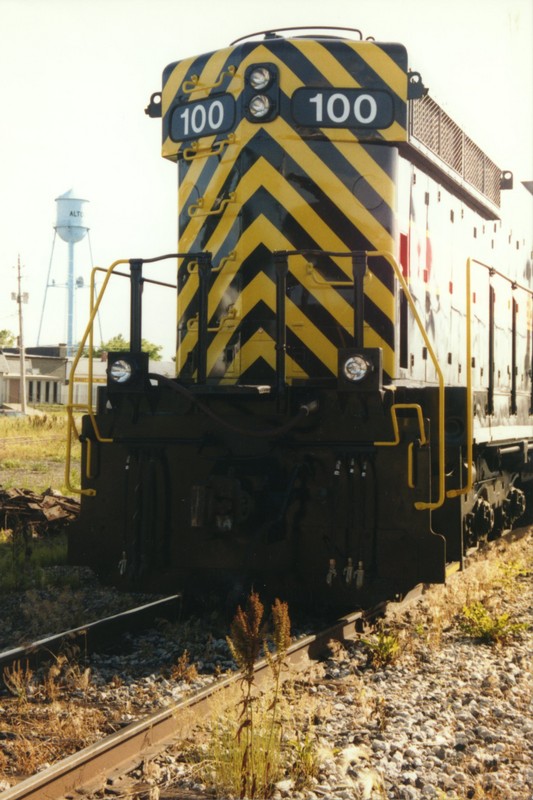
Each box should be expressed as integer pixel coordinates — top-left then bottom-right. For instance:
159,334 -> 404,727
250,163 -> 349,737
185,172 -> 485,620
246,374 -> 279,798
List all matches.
0,488 -> 79,534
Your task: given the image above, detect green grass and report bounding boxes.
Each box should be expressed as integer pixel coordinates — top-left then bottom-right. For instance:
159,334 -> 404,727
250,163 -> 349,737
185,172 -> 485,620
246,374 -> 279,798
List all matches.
0,409 -> 80,494
0,531 -> 69,592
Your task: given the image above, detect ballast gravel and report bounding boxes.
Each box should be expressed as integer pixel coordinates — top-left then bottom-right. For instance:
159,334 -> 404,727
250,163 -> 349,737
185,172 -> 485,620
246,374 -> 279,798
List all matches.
288,629 -> 533,800
135,534 -> 533,800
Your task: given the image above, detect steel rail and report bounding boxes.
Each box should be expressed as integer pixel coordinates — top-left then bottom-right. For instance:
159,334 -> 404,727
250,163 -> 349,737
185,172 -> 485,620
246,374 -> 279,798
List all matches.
0,595 -> 182,674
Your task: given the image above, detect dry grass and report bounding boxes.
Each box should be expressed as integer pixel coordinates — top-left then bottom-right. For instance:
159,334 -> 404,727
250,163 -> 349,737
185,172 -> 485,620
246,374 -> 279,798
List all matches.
1,702 -> 109,780
0,651 -> 110,782
386,532 -> 533,656
179,678 -> 322,800
0,410 -> 80,494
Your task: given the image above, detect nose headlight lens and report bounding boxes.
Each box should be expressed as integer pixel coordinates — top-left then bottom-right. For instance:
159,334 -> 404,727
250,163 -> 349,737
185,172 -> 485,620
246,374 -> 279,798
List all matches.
249,67 -> 271,90
343,355 -> 372,382
249,94 -> 271,118
109,359 -> 133,384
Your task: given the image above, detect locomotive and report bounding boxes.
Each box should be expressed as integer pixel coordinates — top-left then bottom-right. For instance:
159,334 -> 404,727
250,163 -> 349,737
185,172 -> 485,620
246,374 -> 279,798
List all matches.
67,27 -> 533,606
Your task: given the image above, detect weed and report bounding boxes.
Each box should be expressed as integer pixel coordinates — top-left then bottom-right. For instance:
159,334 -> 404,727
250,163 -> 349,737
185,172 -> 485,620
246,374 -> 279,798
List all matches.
207,692 -> 284,799
43,657 -> 63,702
39,650 -> 91,702
458,601 -> 529,644
495,557 -> 530,589
361,626 -> 401,668
1,459 -> 23,469
170,650 -> 199,683
203,593 -> 295,798
285,729 -> 320,789
263,598 -> 291,743
1,700 -> 108,780
3,660 -> 34,705
225,591 -> 269,798
15,586 -> 85,642
371,695 -> 388,731
28,462 -> 50,473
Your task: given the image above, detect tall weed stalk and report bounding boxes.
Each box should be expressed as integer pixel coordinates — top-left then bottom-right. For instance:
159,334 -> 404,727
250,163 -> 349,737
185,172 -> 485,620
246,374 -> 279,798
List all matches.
225,592 -> 291,799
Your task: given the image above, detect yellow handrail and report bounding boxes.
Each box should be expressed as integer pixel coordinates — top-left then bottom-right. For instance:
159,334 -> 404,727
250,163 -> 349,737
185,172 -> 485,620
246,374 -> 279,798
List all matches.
188,192 -> 236,218
367,250 -> 446,511
446,255 -> 474,499
64,259 -> 130,495
187,249 -> 236,274
374,403 -> 427,491
407,442 -> 416,489
186,305 -> 238,333
183,133 -> 236,161
374,403 -> 428,446
182,65 -> 236,94
305,262 -> 354,287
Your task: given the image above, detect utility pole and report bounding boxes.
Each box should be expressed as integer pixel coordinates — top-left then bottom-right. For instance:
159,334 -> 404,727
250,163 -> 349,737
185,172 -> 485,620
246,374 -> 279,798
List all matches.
12,255 -> 28,415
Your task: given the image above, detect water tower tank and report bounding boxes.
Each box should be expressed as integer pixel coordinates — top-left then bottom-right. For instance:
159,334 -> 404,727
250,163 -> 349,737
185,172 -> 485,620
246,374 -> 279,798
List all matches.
55,189 -> 89,243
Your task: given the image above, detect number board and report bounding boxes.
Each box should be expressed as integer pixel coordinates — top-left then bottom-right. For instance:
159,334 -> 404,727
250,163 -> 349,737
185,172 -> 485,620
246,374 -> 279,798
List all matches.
292,88 -> 394,129
170,95 -> 236,141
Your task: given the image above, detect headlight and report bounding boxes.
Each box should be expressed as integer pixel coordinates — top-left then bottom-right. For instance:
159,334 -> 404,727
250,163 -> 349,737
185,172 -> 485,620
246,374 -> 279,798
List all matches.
343,354 -> 372,382
249,94 -> 271,118
108,359 -> 133,384
249,67 -> 271,90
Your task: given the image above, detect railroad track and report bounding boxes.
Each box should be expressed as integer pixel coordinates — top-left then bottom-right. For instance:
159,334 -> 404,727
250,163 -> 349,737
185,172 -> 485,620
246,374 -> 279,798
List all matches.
0,591 -> 418,800
1,527 -> 529,800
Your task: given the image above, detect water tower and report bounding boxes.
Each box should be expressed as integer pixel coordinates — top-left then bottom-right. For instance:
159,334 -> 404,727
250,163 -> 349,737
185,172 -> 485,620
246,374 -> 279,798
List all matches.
38,189 -> 91,355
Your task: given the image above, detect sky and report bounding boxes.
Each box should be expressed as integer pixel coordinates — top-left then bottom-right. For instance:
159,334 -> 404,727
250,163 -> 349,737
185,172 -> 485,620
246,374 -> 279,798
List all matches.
1,0 -> 532,359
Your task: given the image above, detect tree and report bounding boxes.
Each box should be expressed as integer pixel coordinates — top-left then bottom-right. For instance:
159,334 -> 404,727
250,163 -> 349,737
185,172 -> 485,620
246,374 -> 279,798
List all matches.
92,333 -> 163,361
0,329 -> 16,347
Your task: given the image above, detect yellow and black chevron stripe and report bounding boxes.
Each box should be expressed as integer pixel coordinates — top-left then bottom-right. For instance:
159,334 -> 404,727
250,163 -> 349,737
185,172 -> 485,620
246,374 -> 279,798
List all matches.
161,37 -> 409,384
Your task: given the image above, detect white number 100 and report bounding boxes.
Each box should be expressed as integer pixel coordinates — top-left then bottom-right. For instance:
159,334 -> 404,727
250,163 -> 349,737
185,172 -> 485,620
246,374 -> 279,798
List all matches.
180,100 -> 225,136
308,92 -> 378,125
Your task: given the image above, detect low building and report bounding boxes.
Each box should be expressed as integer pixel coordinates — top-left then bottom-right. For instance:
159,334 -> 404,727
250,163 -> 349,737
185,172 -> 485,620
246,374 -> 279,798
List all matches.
0,346 -> 175,409
0,348 -> 67,406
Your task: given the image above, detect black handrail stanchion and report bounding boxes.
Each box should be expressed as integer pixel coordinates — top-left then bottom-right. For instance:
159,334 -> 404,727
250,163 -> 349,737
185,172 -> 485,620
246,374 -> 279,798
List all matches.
274,252 -> 289,397
129,259 -> 144,353
352,252 -> 366,347
197,252 -> 212,385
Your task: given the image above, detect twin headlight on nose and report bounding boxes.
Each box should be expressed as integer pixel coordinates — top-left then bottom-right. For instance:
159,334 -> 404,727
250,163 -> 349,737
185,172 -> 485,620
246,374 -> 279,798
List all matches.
245,64 -> 278,122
